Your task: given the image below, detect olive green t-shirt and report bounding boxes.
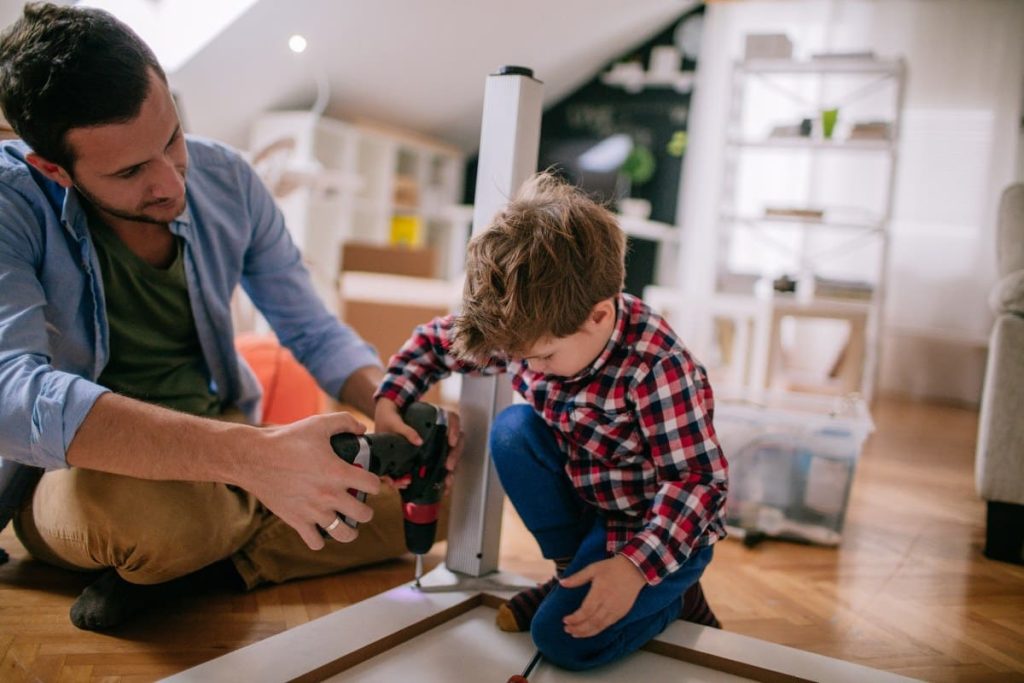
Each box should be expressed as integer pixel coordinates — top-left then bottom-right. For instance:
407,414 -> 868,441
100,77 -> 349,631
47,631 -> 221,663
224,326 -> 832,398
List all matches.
90,218 -> 221,417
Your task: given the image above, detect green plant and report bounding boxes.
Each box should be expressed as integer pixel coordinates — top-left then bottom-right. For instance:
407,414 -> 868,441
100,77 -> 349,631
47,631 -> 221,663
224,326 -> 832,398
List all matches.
619,144 -> 656,186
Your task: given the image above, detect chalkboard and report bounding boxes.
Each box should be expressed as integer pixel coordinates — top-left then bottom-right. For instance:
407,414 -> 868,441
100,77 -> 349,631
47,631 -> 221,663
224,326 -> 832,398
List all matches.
464,5 -> 705,297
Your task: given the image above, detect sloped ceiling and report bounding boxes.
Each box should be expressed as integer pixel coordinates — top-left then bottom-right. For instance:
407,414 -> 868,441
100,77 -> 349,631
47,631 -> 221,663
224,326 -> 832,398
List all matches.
168,0 -> 695,152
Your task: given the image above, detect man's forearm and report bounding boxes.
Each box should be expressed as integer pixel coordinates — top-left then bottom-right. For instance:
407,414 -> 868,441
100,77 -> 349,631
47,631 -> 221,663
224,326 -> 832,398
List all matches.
338,364 -> 384,417
65,392 -> 255,486
65,390 -> 383,551
66,364 -> 384,482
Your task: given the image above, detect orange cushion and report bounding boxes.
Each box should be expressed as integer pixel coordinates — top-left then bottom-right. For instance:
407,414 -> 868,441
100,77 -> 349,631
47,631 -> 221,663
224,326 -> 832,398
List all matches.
236,333 -> 323,424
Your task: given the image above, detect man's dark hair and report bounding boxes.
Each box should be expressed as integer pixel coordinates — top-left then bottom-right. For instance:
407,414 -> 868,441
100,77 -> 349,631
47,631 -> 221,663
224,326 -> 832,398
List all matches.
0,2 -> 166,170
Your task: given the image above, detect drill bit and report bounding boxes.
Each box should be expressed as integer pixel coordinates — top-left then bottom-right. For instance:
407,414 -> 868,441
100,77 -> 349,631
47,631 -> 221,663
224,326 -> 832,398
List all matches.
414,554 -> 423,588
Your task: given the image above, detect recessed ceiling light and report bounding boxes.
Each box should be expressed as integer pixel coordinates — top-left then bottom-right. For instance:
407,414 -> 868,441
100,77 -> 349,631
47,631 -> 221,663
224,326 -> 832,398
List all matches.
288,34 -> 308,54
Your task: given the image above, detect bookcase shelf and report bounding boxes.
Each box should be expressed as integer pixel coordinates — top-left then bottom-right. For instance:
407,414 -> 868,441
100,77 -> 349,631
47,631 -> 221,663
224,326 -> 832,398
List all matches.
712,56 -> 906,399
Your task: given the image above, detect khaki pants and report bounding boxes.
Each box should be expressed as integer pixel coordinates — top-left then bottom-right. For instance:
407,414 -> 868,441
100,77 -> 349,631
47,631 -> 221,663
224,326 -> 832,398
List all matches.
13,468 -> 447,589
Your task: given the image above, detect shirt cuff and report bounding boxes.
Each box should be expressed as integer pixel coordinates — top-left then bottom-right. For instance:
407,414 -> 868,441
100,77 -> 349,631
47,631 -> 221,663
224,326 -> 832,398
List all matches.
373,376 -> 421,411
33,373 -> 110,469
317,342 -> 382,401
618,530 -> 687,586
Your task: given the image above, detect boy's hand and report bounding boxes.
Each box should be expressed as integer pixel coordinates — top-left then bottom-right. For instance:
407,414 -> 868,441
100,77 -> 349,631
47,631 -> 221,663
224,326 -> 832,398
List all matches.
373,400 -> 414,489
559,555 -> 647,638
373,399 -> 464,495
440,410 -> 463,494
373,398 -> 421,444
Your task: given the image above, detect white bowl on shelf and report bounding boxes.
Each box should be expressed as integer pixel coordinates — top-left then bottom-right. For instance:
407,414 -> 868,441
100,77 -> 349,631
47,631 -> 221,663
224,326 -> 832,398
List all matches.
618,197 -> 652,219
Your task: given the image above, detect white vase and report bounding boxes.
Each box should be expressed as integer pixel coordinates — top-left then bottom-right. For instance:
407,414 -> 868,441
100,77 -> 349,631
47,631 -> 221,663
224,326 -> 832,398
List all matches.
618,198 -> 652,219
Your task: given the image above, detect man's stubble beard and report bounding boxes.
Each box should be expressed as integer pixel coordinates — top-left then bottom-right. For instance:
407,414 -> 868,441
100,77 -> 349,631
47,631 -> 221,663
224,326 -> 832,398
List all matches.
72,178 -> 187,227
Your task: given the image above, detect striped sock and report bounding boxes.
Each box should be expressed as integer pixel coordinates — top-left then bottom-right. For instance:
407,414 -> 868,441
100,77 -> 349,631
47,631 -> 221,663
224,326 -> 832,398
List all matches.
679,581 -> 721,628
496,558 -> 570,633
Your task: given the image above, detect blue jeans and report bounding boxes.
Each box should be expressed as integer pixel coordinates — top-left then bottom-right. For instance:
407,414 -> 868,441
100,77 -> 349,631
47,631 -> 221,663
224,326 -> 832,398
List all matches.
490,405 -> 714,671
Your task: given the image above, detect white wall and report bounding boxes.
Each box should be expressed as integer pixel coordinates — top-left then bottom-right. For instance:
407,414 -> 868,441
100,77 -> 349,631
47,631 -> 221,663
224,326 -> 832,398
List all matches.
678,0 -> 1024,404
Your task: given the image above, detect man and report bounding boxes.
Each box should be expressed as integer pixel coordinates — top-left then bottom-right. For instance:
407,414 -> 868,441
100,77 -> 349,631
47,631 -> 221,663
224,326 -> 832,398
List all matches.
0,3 -> 456,630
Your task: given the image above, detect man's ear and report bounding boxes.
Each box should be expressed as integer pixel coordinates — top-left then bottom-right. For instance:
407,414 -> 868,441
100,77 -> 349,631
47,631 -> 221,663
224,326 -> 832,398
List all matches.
25,153 -> 74,188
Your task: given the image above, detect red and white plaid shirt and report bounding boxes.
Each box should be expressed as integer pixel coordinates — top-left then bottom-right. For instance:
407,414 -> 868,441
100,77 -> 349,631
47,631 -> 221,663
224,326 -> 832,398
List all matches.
375,293 -> 728,585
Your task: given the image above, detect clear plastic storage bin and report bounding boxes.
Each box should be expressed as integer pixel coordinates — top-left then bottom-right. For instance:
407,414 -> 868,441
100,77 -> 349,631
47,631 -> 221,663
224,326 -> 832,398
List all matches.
714,393 -> 874,546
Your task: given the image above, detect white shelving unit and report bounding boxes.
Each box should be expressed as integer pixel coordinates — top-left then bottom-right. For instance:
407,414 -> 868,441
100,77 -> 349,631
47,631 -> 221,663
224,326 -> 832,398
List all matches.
709,57 -> 905,400
727,136 -> 895,152
617,214 -> 682,287
348,121 -> 466,274
247,112 -> 465,307
248,112 -> 360,306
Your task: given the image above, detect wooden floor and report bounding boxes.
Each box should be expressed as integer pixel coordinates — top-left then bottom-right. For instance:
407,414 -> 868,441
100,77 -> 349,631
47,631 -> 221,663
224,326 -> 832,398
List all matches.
1,396 -> 1022,682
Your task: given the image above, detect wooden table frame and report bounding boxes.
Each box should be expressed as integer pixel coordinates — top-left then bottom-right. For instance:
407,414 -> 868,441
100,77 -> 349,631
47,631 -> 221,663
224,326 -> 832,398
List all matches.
163,569 -> 914,683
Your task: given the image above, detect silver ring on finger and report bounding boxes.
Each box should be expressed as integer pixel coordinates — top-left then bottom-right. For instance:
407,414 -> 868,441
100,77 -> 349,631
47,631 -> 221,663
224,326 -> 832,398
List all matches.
325,515 -> 343,532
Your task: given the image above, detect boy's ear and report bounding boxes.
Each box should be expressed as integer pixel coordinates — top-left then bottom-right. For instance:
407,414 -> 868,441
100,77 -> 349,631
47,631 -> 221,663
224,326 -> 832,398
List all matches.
25,153 -> 74,188
589,298 -> 616,325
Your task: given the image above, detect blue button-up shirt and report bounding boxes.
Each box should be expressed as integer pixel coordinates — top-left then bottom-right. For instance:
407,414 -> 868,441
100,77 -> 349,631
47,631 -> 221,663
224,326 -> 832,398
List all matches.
0,136 -> 379,508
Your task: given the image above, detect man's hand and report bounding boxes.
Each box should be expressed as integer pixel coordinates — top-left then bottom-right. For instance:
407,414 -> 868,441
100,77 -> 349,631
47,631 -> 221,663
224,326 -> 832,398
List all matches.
65,394 -> 380,550
373,399 -> 463,494
241,411 -> 381,550
559,555 -> 647,638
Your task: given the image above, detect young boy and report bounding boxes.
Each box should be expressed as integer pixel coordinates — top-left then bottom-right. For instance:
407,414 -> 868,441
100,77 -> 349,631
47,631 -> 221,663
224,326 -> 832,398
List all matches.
374,172 -> 728,671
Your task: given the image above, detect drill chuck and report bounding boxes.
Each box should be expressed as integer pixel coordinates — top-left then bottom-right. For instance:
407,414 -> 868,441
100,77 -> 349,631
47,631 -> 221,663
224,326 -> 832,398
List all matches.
403,519 -> 437,555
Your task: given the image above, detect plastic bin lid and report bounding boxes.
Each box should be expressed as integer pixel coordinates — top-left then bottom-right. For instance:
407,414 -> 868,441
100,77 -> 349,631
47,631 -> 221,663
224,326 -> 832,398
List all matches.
715,390 -> 874,436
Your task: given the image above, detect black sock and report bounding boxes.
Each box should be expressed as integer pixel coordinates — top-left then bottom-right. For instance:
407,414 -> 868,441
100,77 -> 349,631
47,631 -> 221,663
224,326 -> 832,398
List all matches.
679,580 -> 721,628
69,559 -> 244,631
496,576 -> 559,632
70,569 -> 179,631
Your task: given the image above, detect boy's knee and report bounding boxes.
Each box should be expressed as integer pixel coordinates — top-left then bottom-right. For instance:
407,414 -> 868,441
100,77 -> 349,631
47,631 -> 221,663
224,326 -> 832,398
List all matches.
489,404 -> 535,462
491,404 -> 535,437
530,595 -> 610,671
531,613 -> 607,671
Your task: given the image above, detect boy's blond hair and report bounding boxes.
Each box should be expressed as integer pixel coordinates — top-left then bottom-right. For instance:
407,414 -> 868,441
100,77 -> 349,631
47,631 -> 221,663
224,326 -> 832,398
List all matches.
453,171 -> 626,361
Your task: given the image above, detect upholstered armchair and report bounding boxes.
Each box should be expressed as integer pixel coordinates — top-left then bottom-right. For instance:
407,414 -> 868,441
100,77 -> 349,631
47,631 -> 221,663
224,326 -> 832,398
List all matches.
976,182 -> 1024,564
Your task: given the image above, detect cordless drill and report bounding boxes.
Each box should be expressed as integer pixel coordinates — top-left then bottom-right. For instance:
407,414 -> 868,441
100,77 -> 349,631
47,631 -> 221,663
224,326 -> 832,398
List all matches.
329,402 -> 449,584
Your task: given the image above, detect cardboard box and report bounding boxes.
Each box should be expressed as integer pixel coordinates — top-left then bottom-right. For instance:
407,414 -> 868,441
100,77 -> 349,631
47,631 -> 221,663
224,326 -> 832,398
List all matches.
344,299 -> 447,365
338,244 -> 460,406
392,175 -> 420,208
340,241 -> 437,279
